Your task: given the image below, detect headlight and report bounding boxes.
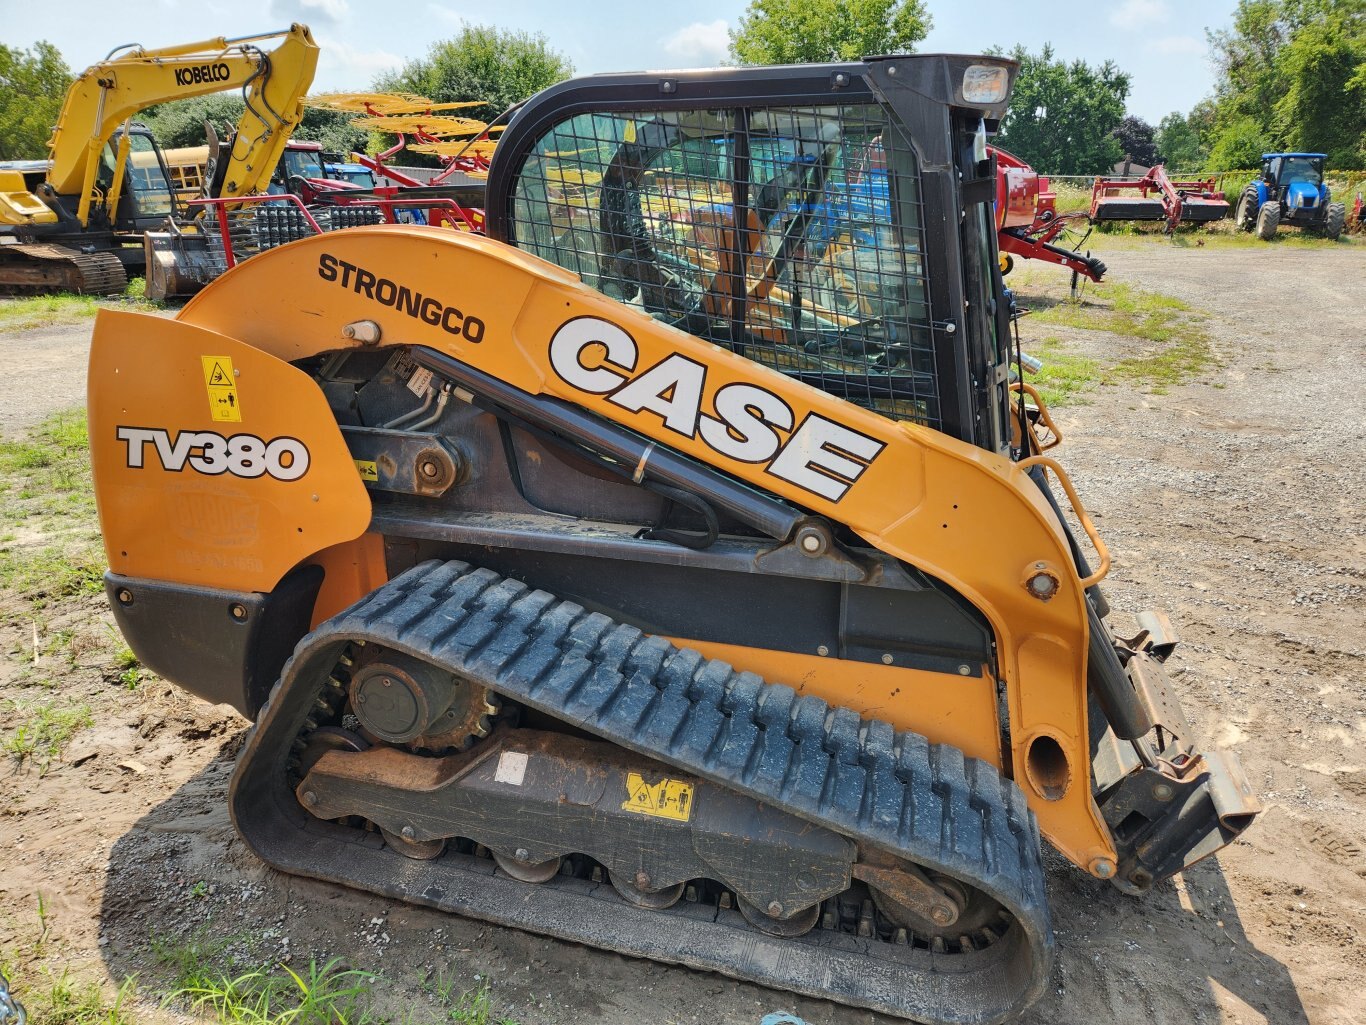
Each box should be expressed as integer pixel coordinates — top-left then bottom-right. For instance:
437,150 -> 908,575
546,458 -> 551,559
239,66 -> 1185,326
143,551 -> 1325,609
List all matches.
962,65 -> 1010,105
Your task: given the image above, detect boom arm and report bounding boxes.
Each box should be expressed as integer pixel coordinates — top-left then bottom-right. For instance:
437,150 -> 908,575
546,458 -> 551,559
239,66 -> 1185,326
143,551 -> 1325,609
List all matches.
44,25 -> 319,226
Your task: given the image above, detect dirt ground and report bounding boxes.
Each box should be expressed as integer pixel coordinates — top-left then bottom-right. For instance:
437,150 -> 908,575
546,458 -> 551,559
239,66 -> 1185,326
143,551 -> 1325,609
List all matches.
1,235 -> 1363,1025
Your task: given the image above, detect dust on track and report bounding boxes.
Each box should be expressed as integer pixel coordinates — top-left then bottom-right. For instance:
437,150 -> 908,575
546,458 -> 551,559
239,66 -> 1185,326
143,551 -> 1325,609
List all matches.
0,238 -> 1362,1024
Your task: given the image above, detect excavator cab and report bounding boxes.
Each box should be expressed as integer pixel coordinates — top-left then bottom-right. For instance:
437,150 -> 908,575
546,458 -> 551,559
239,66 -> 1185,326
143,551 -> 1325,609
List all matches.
99,125 -> 178,230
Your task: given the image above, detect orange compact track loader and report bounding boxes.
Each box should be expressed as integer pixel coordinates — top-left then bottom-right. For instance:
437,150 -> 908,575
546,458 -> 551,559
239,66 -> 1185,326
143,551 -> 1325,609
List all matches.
89,55 -> 1259,1024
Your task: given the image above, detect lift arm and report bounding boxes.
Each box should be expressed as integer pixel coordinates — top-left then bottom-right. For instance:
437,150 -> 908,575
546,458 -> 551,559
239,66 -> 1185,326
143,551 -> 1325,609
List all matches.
43,25 -> 319,226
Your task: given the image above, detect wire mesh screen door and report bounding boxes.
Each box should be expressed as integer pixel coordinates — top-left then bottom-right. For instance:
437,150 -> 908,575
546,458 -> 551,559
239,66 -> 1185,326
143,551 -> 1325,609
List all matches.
512,102 -> 940,427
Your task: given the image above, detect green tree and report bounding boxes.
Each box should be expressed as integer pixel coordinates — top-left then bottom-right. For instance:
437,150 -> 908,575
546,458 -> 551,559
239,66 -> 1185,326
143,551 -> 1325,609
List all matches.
376,25 -> 574,117
1206,115 -> 1271,168
142,96 -> 367,156
729,0 -> 931,65
1205,0 -> 1365,168
0,41 -> 72,160
991,45 -> 1131,175
1155,103 -> 1215,170
140,95 -> 247,148
1273,12 -> 1366,166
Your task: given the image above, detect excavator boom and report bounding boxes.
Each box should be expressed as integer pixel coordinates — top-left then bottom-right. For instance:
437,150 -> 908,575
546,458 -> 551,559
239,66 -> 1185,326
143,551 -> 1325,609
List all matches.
0,24 -> 317,295
44,24 -> 319,221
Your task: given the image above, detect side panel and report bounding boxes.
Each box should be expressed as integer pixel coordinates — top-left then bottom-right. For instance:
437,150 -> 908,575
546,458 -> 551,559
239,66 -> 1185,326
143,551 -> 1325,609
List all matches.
87,310 -> 372,593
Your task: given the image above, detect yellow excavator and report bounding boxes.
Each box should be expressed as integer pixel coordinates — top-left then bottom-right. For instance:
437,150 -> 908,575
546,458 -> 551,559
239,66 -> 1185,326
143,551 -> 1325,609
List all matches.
0,25 -> 317,295
91,55 -> 1260,1023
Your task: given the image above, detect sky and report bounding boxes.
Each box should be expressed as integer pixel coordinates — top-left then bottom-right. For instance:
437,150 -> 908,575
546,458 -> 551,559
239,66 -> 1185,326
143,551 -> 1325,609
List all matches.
3,0 -> 1240,124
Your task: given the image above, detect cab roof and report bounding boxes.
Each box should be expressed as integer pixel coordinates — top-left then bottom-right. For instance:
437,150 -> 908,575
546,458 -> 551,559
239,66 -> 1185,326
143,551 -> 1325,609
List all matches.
1263,152 -> 1326,159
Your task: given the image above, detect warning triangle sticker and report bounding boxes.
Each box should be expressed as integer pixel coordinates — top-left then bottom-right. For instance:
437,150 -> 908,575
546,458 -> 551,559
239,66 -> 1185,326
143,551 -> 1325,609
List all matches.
207,362 -> 231,386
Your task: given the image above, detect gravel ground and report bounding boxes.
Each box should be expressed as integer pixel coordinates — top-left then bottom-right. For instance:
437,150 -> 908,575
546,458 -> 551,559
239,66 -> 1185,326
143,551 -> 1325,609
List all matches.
0,236 -> 1363,1025
0,322 -> 98,435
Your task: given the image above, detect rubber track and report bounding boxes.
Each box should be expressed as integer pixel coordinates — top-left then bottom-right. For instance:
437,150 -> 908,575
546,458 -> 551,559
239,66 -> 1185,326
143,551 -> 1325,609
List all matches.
232,561 -> 1053,1024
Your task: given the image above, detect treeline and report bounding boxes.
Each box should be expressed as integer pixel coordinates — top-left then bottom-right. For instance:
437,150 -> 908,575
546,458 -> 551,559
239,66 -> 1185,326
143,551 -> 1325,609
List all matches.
993,0 -> 1364,174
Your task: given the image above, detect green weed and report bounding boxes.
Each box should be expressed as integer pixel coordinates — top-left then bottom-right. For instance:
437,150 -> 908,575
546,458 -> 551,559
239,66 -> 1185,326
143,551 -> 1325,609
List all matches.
30,969 -> 138,1025
419,972 -> 522,1025
170,958 -> 376,1025
2,699 -> 93,771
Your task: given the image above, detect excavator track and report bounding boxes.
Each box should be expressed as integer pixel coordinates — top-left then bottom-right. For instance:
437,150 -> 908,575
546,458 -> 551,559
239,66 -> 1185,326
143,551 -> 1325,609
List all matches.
0,243 -> 127,296
232,561 -> 1053,1024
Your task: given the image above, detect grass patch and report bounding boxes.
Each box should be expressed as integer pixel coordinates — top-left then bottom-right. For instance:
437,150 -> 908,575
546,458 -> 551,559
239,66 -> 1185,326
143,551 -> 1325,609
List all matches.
1022,281 -> 1216,396
34,969 -> 138,1025
1027,337 -> 1101,406
0,544 -> 105,606
2,698 -> 93,771
0,408 -> 104,610
420,978 -> 520,1025
170,958 -> 377,1025
0,279 -> 158,332
0,408 -> 94,517
0,293 -> 100,331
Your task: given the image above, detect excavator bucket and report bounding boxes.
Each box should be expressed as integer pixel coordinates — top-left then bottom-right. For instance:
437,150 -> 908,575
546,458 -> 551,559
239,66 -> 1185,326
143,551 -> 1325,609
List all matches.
89,55 -> 1259,1024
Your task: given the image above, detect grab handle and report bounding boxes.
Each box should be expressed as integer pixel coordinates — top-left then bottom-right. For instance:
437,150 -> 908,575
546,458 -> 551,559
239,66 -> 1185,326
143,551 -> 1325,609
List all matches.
1010,382 -> 1062,452
1015,455 -> 1110,589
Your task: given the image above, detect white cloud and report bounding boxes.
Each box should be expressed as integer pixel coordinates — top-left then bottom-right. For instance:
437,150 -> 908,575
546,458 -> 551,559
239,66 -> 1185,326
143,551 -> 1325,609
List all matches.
424,3 -> 464,25
662,20 -> 730,64
269,0 -> 351,27
317,39 -> 406,80
1150,34 -> 1205,55
1109,0 -> 1170,31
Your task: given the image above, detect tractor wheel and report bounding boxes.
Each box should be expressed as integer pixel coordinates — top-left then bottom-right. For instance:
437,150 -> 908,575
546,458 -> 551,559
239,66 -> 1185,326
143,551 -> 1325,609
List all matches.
999,252 -> 1014,275
1235,186 -> 1260,232
1256,201 -> 1280,241
1323,202 -> 1346,241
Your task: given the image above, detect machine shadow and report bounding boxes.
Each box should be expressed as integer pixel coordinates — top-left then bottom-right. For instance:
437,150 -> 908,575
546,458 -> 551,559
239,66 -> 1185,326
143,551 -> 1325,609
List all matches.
98,750 -> 1309,1025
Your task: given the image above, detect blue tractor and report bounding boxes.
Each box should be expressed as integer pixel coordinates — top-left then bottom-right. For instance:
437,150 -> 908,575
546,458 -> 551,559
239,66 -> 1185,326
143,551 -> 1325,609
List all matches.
1234,153 -> 1346,241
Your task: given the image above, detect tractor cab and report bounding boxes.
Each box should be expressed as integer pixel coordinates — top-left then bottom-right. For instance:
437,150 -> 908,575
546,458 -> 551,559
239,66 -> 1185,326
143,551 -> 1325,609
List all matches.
1262,152 -> 1327,212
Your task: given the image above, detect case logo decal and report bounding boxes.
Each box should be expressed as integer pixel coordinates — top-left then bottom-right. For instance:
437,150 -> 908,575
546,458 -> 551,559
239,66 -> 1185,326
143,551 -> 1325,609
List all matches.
549,317 -> 885,502
117,427 -> 310,482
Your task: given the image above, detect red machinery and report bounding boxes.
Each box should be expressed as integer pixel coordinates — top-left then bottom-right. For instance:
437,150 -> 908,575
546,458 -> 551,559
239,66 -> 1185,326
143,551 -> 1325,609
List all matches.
992,146 -> 1106,282
1089,164 -> 1229,231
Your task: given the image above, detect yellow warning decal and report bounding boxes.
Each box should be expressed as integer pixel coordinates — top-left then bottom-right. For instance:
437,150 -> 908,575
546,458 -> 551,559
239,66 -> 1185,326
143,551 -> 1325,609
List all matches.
354,459 -> 379,482
200,355 -> 241,423
621,772 -> 694,822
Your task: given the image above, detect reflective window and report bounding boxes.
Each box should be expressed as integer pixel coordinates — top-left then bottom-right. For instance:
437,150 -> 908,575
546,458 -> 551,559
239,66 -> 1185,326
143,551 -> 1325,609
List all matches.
117,134 -> 174,218
512,103 -> 938,426
1280,157 -> 1322,186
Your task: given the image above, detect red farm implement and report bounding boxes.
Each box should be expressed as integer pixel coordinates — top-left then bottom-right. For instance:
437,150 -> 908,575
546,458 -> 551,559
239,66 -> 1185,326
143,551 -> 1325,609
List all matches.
992,147 -> 1106,284
1090,164 -> 1229,230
